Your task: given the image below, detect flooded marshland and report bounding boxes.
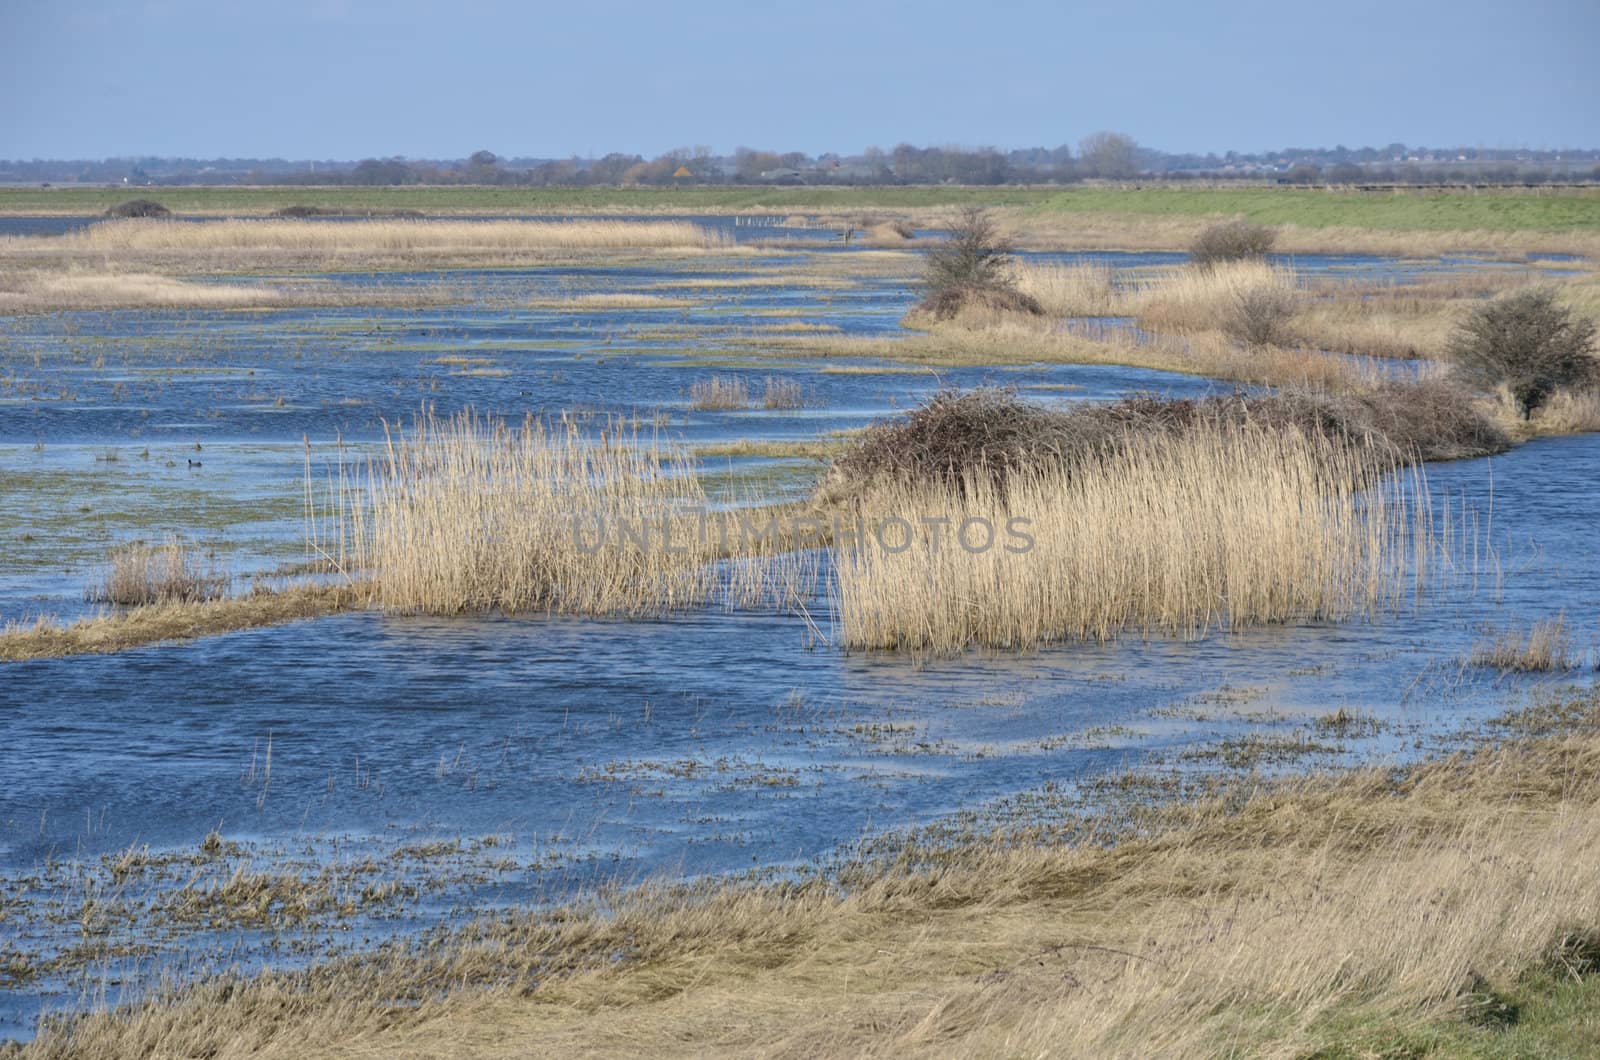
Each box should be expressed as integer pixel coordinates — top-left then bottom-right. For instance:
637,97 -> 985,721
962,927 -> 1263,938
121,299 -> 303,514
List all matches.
1,223 -> 1596,1037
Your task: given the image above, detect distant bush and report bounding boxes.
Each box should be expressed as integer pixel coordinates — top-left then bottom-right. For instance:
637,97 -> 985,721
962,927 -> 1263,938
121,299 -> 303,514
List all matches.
1448,289 -> 1600,419
1190,219 -> 1276,269
1226,286 -> 1296,347
917,207 -> 1042,320
104,199 -> 170,219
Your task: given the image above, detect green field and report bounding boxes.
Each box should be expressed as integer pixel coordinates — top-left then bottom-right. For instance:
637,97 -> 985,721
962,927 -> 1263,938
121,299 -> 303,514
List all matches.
3,184 -> 1597,232
1038,186 -> 1600,232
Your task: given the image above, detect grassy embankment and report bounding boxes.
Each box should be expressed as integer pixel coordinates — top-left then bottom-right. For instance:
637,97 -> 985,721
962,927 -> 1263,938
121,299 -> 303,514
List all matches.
2,185 -> 1595,255
0,183 -> 1594,229
11,685 -> 1600,1059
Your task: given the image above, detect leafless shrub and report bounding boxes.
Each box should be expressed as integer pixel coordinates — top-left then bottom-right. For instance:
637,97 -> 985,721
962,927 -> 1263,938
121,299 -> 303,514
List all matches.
1190,219 -> 1277,269
917,283 -> 1044,322
917,207 -> 1043,320
826,380 -> 1507,498
1226,286 -> 1297,346
1448,289 -> 1600,419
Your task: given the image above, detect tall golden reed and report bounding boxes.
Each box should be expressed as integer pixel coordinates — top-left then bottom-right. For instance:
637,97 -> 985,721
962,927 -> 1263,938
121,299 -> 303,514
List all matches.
833,424 -> 1431,653
337,411 -> 716,616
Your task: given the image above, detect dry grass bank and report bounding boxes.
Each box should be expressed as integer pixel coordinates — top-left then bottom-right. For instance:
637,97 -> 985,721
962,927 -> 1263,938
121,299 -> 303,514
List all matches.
16,689 -> 1600,1059
0,218 -> 728,273
0,268 -> 464,313
0,583 -> 365,662
832,423 -> 1429,653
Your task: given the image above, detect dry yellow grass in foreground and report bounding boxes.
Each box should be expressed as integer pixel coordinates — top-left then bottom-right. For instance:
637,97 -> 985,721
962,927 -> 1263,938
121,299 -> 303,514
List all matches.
16,690 -> 1600,1059
834,424 -> 1429,652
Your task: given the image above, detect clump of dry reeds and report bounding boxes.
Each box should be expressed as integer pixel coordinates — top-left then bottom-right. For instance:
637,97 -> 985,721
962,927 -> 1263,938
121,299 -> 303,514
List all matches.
1470,615 -> 1575,672
1009,261 -> 1120,317
760,376 -> 807,409
91,538 -> 229,606
833,422 -> 1431,653
1132,259 -> 1300,338
0,270 -> 287,312
335,411 -> 720,617
1486,382 -> 1600,441
689,375 -> 751,410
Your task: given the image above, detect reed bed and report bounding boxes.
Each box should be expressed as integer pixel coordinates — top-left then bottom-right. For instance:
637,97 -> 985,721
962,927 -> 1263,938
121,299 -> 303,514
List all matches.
760,376 -> 807,409
1131,259 -> 1300,334
1470,614 -> 1575,672
688,375 -> 751,410
1009,261 -> 1121,316
315,410 -> 816,618
1488,384 -> 1600,439
92,538 -> 230,607
323,412 -> 714,616
833,424 -> 1431,653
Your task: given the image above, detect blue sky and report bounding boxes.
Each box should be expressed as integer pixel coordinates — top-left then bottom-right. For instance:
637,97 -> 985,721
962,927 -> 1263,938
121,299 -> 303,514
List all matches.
2,0 -> 1596,159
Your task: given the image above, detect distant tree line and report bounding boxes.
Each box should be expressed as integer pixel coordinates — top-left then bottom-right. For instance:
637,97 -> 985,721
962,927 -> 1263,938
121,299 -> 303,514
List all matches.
4,136 -> 1598,187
